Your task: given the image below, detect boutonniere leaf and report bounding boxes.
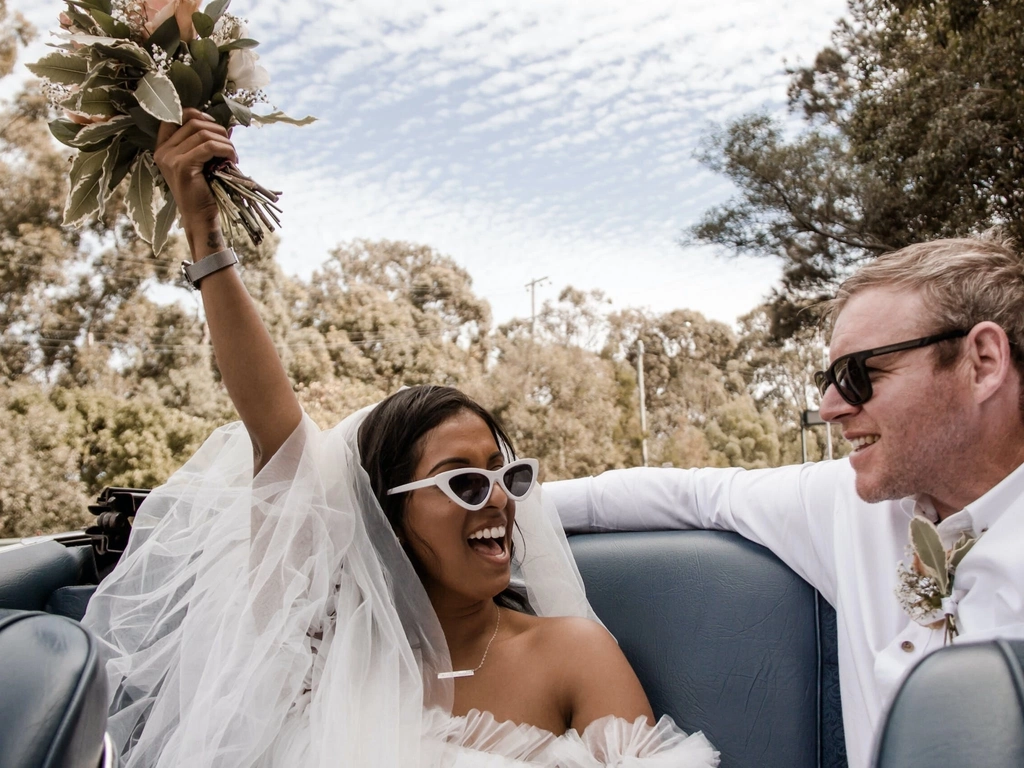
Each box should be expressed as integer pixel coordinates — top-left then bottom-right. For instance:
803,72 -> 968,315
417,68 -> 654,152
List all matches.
948,533 -> 977,569
910,515 -> 948,593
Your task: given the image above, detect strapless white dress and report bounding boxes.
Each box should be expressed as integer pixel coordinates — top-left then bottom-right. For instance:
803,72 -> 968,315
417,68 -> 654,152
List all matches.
83,410 -> 719,768
426,709 -> 717,766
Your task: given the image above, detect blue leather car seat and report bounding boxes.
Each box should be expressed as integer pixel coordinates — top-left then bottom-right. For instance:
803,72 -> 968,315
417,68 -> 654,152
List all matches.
0,611 -> 109,768
569,530 -> 845,768
873,639 -> 1024,767
0,541 -> 97,621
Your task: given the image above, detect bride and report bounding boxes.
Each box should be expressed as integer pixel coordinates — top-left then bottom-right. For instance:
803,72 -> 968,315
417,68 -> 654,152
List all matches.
81,110 -> 719,767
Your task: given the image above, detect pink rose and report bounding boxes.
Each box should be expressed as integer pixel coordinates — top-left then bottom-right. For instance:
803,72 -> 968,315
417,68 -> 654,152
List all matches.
143,0 -> 201,41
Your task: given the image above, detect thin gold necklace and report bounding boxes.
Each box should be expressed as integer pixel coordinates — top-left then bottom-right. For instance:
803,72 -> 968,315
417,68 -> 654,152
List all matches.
437,605 -> 502,680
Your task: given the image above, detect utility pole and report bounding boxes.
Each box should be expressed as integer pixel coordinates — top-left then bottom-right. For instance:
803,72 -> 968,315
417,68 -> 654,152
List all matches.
637,339 -> 649,467
525,276 -> 549,338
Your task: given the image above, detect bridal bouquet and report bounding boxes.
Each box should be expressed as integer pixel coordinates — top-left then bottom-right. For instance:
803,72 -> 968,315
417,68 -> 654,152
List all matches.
28,0 -> 313,253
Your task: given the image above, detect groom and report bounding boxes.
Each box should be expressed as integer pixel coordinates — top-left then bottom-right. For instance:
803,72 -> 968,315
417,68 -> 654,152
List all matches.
546,236 -> 1024,768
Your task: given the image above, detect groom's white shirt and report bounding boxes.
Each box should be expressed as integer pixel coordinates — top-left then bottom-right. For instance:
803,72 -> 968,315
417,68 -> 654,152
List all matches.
545,458 -> 1024,768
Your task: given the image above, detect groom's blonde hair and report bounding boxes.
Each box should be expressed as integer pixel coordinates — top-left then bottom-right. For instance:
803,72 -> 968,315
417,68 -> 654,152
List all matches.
826,234 -> 1024,391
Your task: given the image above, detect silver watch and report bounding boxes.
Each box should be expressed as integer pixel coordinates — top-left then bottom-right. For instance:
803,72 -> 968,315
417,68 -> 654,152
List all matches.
181,248 -> 239,290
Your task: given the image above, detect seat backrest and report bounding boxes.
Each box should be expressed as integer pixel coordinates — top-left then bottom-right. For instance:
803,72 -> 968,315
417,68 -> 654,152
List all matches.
0,541 -> 98,620
570,530 -> 840,768
0,611 -> 109,768
873,639 -> 1024,768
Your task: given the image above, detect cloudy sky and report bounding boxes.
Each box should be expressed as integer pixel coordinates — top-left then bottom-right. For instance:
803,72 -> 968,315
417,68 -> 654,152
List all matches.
11,0 -> 847,326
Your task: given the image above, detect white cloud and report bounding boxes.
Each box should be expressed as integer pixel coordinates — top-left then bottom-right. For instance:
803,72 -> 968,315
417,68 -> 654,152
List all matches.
9,0 -> 847,326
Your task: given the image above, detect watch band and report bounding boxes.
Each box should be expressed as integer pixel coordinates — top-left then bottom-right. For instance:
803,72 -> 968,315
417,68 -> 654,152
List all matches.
181,248 -> 239,290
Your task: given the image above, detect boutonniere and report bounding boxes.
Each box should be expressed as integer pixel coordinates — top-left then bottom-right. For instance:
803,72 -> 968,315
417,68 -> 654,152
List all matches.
895,515 -> 978,644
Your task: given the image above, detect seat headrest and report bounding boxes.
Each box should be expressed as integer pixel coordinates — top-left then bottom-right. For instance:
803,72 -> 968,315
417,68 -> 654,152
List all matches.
0,612 -> 108,768
874,639 -> 1024,768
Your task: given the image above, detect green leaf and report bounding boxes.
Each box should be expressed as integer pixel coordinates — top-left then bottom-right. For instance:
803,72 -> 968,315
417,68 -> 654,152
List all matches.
217,38 -> 259,52
206,102 -> 232,129
67,88 -> 119,118
251,110 -> 317,127
948,534 -> 978,570
107,88 -> 137,115
70,114 -> 133,148
99,134 -> 123,206
81,70 -> 119,90
204,0 -> 231,23
909,516 -> 948,593
136,70 -> 183,124
191,55 -> 215,103
106,135 -> 138,189
147,15 -> 181,57
26,52 -> 90,86
64,148 -> 109,227
168,61 -> 204,109
192,12 -> 215,38
65,8 -> 101,34
122,124 -> 157,152
223,96 -> 251,126
189,38 -> 221,71
87,9 -> 131,38
152,187 -> 178,256
211,55 -> 229,95
93,41 -> 155,70
126,154 -> 157,244
49,119 -> 85,146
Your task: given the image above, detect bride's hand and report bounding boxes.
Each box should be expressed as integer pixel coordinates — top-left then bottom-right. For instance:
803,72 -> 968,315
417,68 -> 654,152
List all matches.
154,108 -> 238,258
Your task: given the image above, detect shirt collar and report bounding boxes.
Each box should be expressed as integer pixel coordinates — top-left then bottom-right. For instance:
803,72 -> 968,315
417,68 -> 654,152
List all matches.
903,460 -> 1024,543
962,458 -> 1024,536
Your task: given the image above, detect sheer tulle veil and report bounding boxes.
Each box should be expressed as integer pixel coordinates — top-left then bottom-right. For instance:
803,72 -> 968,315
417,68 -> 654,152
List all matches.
82,401 -> 599,768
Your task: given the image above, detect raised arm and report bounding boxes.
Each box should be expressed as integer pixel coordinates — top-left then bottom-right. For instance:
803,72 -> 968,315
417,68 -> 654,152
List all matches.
154,109 -> 302,473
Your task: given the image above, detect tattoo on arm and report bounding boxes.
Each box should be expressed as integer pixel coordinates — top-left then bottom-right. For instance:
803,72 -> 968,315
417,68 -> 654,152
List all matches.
207,231 -> 227,251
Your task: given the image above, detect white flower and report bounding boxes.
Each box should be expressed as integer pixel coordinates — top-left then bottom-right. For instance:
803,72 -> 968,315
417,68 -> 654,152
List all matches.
227,48 -> 270,90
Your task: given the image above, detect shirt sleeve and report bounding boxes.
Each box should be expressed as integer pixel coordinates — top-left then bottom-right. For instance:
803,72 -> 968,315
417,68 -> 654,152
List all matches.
545,461 -> 847,603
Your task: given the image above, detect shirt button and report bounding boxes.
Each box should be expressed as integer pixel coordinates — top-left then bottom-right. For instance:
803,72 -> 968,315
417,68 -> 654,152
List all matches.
901,641 -> 915,653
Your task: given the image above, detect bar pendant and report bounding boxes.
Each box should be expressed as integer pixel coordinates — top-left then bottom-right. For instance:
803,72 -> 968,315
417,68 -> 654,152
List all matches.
437,669 -> 475,679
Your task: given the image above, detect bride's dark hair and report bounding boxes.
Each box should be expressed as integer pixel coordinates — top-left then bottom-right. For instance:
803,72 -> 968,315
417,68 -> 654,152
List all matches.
358,385 -> 532,613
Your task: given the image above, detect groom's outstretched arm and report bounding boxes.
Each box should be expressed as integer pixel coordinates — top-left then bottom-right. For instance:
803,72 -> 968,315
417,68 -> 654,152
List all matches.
545,461 -> 848,603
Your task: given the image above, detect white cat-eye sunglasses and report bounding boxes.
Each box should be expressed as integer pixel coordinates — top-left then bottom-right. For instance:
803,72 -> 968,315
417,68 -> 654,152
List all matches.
386,458 -> 539,511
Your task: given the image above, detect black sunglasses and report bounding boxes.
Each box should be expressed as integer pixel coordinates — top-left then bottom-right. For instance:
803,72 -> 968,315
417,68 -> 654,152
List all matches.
814,329 -> 969,406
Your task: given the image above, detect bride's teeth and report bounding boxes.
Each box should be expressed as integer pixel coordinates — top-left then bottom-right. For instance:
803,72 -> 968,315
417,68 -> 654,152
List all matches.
468,525 -> 507,541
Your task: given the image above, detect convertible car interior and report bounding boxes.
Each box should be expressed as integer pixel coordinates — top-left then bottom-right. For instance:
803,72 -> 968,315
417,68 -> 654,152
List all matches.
2,487 -> 1023,768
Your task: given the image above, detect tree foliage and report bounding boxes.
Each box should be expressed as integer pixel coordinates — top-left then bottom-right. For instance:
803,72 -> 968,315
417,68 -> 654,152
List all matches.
690,0 -> 1024,337
0,5 -> 836,537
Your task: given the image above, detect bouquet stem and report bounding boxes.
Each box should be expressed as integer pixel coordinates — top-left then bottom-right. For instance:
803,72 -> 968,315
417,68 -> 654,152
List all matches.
205,161 -> 283,246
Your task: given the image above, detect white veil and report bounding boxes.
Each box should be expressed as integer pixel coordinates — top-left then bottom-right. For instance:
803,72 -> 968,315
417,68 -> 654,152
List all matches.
83,401 -> 597,768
